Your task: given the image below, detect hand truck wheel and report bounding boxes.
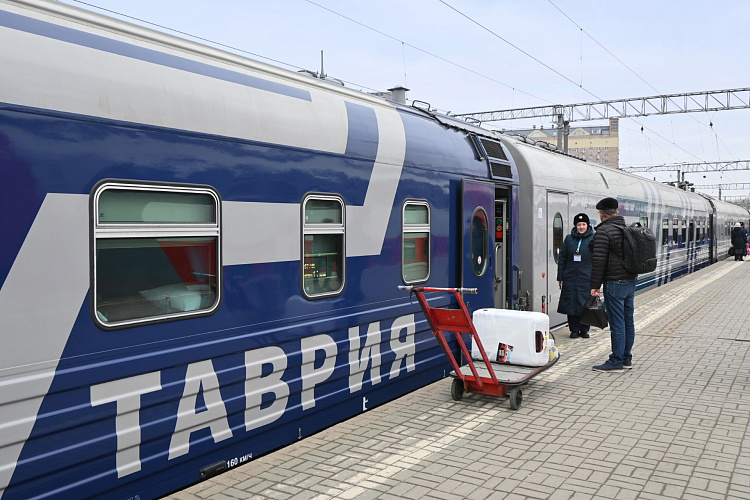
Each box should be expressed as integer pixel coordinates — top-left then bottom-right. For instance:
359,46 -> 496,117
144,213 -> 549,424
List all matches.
509,387 -> 522,410
451,378 -> 464,401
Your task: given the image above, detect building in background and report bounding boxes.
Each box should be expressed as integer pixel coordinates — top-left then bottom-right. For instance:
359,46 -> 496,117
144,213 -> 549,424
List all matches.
504,118 -> 620,168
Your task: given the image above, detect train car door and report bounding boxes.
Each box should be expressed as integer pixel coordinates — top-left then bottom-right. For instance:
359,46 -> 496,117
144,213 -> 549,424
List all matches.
547,192 -> 568,326
461,179 -> 495,314
494,199 -> 507,308
709,210 -> 716,263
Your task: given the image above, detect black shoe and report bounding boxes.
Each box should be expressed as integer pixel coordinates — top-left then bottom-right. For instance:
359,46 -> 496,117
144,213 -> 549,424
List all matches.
593,361 -> 623,372
579,332 -> 590,339
570,331 -> 579,339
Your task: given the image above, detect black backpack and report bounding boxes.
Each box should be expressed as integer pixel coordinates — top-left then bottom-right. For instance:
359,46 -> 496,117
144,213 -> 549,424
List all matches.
621,223 -> 657,274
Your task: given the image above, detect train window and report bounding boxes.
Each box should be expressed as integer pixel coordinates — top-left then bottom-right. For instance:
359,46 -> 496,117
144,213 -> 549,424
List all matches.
402,201 -> 431,283
553,213 -> 564,264
673,218 -> 679,244
681,219 -> 687,244
689,220 -> 695,244
639,216 -> 648,228
302,195 -> 345,298
702,220 -> 706,241
92,183 -> 221,328
662,218 -> 669,246
471,208 -> 489,277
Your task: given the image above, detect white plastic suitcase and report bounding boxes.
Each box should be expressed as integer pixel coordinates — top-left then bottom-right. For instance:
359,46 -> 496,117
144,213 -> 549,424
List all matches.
471,308 -> 551,367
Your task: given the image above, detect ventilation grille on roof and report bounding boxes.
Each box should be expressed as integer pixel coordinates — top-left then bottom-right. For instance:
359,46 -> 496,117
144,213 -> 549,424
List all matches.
491,162 -> 513,178
477,137 -> 512,179
480,139 -> 509,161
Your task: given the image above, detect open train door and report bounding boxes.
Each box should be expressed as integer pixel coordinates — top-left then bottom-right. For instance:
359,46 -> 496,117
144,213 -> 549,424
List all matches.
546,191 -> 568,326
461,180 -> 495,314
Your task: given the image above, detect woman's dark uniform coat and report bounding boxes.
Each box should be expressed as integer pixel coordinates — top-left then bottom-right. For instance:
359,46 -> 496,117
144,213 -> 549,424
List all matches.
556,225 -> 595,315
731,225 -> 747,256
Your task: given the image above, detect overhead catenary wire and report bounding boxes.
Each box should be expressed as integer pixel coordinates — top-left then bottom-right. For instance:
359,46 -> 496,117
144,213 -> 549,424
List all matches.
546,0 -> 659,95
549,0 -> 743,187
68,0 -> 389,93
438,0 -> 603,102
73,0 -> 560,107
71,1 -> 303,70
304,0 -> 553,105
439,0 -> 716,169
546,0 -> 726,165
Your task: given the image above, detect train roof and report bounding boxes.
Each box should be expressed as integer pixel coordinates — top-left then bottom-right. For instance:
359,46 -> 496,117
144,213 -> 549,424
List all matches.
496,132 -> 750,215
0,0 -> 414,157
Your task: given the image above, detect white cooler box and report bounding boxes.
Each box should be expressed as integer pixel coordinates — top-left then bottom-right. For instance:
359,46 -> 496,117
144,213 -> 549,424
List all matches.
471,308 -> 551,367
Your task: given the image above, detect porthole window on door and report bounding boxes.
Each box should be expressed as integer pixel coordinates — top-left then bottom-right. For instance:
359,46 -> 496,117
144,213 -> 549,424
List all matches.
471,208 -> 489,277
553,213 -> 564,264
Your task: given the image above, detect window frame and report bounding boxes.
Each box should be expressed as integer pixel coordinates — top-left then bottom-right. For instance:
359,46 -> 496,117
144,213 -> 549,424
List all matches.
301,193 -> 346,299
401,200 -> 431,284
681,218 -> 687,245
471,207 -> 490,277
90,180 -> 222,330
552,212 -> 564,265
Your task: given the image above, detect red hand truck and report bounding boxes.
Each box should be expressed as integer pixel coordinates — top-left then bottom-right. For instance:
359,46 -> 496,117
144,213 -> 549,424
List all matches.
399,285 -> 559,410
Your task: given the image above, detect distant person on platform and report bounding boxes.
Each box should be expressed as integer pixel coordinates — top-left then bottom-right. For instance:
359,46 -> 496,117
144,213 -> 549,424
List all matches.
741,222 -> 748,254
557,213 -> 595,339
731,222 -> 746,261
589,197 -> 638,372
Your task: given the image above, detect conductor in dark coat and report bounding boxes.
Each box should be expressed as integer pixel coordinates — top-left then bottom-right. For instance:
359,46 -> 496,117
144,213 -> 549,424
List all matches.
556,213 -> 595,339
731,222 -> 746,261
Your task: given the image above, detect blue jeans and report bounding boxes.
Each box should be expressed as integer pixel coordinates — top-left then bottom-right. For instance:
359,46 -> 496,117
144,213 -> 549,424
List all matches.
603,279 -> 636,365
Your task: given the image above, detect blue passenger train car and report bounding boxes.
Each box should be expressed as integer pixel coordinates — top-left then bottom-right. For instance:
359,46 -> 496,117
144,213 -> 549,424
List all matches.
0,1 -> 747,499
0,1 -> 516,498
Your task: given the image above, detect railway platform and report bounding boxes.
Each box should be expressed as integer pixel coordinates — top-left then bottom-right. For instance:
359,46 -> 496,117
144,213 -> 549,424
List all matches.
167,260 -> 750,500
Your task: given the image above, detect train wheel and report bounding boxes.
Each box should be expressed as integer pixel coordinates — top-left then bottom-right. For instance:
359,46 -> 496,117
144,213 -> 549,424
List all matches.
451,378 -> 464,401
509,387 -> 522,410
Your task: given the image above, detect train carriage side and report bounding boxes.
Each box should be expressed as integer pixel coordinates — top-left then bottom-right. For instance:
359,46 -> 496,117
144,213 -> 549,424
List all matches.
0,1 -> 498,499
498,136 -> 715,327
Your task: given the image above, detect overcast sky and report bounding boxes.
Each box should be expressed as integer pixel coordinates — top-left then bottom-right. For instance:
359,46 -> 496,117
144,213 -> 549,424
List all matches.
57,0 -> 750,198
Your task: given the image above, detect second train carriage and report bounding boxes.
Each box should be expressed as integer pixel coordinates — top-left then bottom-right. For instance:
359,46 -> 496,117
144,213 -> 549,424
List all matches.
1,1 -> 749,499
492,134 -> 749,327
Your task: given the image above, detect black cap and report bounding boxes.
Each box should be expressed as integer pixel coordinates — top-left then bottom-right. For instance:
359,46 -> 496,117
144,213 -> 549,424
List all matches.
574,213 -> 590,226
596,197 -> 618,210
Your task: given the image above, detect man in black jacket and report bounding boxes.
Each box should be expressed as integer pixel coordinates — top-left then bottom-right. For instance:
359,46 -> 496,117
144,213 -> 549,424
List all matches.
589,197 -> 638,372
